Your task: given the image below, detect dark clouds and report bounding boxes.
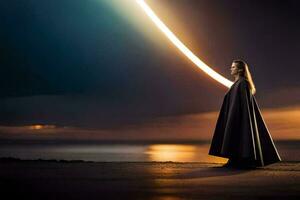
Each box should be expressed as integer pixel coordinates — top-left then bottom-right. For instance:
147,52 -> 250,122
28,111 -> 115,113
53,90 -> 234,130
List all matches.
0,0 -> 299,128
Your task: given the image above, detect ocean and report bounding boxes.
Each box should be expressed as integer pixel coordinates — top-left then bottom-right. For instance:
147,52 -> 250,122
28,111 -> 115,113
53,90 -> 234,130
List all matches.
0,140 -> 298,163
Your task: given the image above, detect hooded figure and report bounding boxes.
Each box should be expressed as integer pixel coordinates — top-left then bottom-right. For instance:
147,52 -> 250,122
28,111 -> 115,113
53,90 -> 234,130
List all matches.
209,60 -> 281,168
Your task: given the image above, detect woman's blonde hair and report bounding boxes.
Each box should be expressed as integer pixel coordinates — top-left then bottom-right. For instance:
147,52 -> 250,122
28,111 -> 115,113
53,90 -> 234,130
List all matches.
233,59 -> 256,95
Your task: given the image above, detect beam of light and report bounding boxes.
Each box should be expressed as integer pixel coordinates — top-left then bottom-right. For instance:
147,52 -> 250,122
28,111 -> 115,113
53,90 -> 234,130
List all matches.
136,0 -> 233,88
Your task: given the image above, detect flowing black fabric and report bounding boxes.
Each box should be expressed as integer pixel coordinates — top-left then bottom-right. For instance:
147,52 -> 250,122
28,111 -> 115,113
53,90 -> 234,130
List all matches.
209,77 -> 281,167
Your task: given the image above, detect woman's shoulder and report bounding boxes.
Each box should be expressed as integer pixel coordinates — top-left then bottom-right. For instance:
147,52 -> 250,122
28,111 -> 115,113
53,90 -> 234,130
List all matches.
234,77 -> 250,90
238,77 -> 251,92
237,77 -> 248,85
228,77 -> 249,93
230,77 -> 245,86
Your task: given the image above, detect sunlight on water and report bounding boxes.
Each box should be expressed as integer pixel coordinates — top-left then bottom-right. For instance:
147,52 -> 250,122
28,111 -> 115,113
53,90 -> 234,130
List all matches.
145,144 -> 227,163
145,144 -> 197,162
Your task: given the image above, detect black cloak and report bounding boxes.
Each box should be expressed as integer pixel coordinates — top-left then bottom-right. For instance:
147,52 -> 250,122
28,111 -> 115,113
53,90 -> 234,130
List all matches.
209,77 -> 281,166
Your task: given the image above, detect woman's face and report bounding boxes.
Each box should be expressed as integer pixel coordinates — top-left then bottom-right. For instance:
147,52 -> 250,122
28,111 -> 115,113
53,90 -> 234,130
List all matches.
230,62 -> 239,76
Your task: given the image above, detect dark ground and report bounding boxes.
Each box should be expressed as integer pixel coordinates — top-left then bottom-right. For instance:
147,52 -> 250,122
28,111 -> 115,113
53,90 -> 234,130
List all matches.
0,158 -> 299,200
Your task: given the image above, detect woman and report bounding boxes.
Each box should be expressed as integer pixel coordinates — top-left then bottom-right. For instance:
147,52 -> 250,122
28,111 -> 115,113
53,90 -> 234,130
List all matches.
209,60 -> 281,168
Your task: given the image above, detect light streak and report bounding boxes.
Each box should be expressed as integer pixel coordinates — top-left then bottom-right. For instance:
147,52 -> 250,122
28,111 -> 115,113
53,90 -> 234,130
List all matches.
136,0 -> 233,88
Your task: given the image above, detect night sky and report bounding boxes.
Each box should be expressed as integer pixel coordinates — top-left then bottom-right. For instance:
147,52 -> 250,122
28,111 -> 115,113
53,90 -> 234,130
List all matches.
1,0 -> 300,133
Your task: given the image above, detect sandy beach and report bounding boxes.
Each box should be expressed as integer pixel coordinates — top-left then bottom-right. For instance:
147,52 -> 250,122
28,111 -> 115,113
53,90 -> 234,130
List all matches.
0,159 -> 299,200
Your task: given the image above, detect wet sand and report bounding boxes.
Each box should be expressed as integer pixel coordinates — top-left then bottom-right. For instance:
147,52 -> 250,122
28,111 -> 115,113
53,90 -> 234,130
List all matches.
0,159 -> 299,200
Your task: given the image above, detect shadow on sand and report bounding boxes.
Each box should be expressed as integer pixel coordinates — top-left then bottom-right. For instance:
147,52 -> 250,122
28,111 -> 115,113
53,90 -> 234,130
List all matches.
173,165 -> 253,179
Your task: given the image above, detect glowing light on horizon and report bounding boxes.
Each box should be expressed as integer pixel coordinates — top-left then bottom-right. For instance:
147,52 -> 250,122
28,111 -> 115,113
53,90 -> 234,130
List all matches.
29,125 -> 56,130
136,0 -> 233,88
30,125 -> 43,130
